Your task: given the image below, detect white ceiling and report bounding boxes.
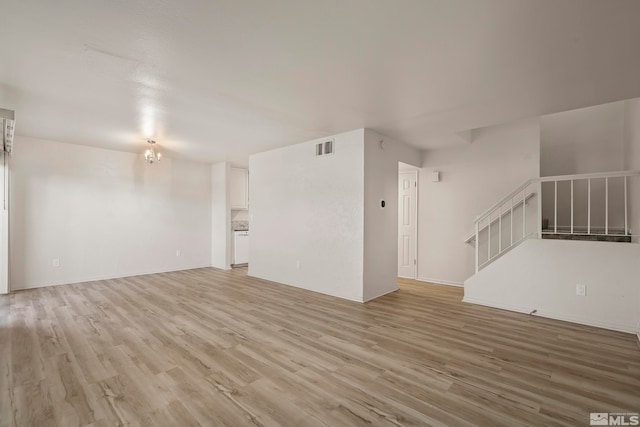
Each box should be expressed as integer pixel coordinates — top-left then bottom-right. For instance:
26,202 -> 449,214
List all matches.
2,0 -> 640,165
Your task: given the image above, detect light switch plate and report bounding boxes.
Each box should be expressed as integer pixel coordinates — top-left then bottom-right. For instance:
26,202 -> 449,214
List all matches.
576,284 -> 586,296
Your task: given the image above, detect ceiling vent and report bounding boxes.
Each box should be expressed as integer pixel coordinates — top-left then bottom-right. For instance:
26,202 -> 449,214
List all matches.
315,139 -> 334,157
0,109 -> 15,156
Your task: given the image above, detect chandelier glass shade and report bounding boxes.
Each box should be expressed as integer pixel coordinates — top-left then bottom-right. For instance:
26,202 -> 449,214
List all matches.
144,140 -> 162,164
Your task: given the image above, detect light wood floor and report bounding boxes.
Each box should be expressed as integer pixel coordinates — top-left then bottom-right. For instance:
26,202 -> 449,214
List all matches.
1,268 -> 639,426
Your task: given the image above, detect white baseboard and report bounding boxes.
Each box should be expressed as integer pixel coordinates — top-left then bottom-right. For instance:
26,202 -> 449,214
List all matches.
211,262 -> 232,270
363,287 -> 399,302
462,296 -> 637,334
11,264 -> 213,291
246,272 -> 365,303
247,273 -> 399,303
416,277 -> 464,287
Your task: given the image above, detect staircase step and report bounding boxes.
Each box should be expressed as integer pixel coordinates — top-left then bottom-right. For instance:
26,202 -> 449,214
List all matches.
541,233 -> 632,243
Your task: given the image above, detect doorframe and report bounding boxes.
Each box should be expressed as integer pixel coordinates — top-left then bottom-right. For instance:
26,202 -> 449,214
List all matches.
0,151 -> 9,294
398,168 -> 419,280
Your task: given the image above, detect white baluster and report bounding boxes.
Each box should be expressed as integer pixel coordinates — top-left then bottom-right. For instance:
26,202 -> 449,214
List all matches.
537,182 -> 542,239
488,214 -> 491,260
624,176 -> 628,236
605,177 -> 609,235
554,181 -> 558,234
475,221 -> 479,273
522,190 -> 526,239
587,178 -> 591,235
570,180 -> 574,234
510,199 -> 514,246
498,206 -> 502,253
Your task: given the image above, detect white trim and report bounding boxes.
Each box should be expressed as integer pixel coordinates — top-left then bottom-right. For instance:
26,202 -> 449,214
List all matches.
398,169 -> 419,279
247,272 -> 365,303
465,191 -> 536,243
475,170 -> 640,223
541,224 -> 626,233
538,169 -> 640,182
11,264 -> 213,291
462,296 -> 637,334
415,170 -> 419,279
416,277 -> 464,287
0,152 -> 8,295
363,287 -> 399,302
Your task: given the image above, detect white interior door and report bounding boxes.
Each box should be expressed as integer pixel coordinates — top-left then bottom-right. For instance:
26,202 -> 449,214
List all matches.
398,170 -> 417,279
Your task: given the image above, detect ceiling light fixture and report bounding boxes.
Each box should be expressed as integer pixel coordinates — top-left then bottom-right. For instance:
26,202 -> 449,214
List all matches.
144,140 -> 162,164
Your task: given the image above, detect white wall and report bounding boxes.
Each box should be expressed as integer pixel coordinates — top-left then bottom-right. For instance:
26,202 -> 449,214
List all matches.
624,98 -> 640,242
623,99 -> 640,339
540,101 -> 626,177
249,129 -> 366,301
249,128 -> 420,302
362,130 -> 421,301
540,101 -> 627,230
10,136 -> 212,290
464,239 -> 640,333
211,162 -> 231,269
417,118 -> 540,285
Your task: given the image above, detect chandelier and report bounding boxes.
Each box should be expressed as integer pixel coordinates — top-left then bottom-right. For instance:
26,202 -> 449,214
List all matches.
144,140 -> 162,164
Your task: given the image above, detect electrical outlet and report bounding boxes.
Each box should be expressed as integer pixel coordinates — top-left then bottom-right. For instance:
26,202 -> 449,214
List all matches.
53,258 -> 60,268
576,284 -> 586,296
176,250 -> 181,257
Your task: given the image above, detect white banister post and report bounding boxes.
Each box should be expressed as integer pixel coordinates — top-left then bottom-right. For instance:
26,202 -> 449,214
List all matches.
605,177 -> 609,235
587,178 -> 591,234
554,180 -> 558,234
510,199 -> 514,245
475,221 -> 479,273
570,180 -> 574,234
498,206 -> 502,253
522,189 -> 526,239
488,214 -> 491,261
537,181 -> 542,238
624,176 -> 628,236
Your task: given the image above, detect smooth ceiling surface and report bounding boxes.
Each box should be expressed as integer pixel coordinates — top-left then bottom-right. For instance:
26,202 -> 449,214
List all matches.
2,0 -> 640,164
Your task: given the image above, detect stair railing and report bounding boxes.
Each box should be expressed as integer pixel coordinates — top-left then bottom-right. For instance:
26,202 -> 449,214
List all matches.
473,170 -> 640,273
473,179 -> 540,273
538,170 -> 640,237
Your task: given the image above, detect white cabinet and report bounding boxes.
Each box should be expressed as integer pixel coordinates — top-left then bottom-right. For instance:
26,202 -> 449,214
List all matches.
229,167 -> 249,210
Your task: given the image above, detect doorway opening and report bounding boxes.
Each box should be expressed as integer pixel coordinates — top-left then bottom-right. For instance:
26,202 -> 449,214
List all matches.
398,162 -> 419,279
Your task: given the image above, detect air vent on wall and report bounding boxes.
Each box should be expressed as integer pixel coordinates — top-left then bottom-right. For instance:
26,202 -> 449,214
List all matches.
315,139 -> 335,157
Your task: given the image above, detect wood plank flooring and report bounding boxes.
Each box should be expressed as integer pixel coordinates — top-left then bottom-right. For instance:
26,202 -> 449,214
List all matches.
1,267 -> 639,426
